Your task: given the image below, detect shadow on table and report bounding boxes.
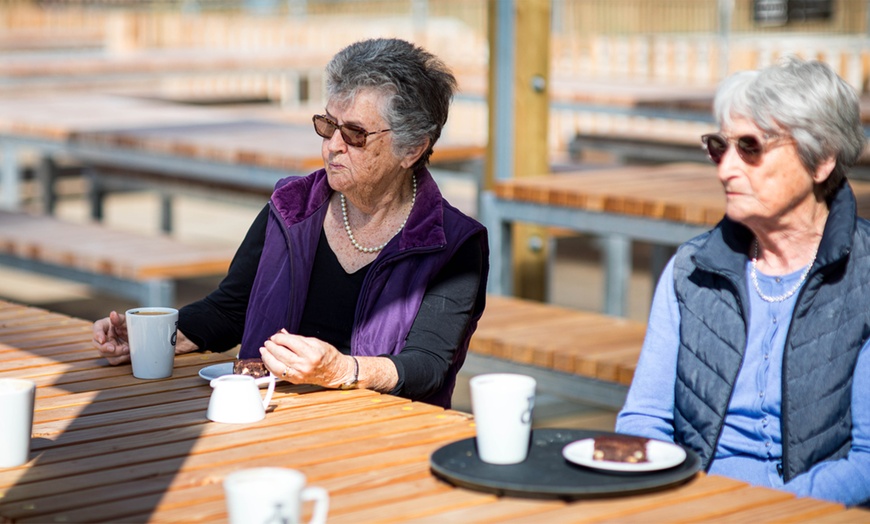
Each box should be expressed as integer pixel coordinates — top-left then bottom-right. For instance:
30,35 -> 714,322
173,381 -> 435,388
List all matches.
0,305 -> 233,522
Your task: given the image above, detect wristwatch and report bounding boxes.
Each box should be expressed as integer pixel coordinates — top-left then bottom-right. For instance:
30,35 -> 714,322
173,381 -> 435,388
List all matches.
339,356 -> 359,390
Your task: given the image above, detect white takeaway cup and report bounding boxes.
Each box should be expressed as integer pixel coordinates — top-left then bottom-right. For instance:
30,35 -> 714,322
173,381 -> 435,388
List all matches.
0,378 -> 36,468
125,307 -> 178,379
470,373 -> 536,465
224,467 -> 329,524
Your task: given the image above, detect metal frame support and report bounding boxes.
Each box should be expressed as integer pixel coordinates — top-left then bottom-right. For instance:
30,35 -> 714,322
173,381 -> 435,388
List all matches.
0,253 -> 175,306
493,0 -> 516,184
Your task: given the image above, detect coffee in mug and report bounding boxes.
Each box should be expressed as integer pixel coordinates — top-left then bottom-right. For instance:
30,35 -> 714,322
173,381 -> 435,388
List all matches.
125,307 -> 178,379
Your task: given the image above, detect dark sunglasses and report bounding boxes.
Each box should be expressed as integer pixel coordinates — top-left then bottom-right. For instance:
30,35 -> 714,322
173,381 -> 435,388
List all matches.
701,133 -> 789,166
312,114 -> 391,148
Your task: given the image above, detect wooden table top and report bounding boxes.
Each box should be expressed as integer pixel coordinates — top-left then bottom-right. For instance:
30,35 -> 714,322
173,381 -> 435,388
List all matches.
494,163 -> 870,227
72,119 -> 484,173
0,30 -> 103,52
0,92 -> 236,141
1,299 -> 867,522
0,92 -> 484,169
549,77 -> 716,111
77,119 -> 328,174
0,48 -> 326,81
457,72 -> 716,110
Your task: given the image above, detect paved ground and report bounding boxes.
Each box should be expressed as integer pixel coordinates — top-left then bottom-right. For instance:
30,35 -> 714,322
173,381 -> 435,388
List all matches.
0,176 -> 657,430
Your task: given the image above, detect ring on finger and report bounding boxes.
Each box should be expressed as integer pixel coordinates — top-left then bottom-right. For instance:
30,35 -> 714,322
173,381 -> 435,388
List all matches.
282,366 -> 290,378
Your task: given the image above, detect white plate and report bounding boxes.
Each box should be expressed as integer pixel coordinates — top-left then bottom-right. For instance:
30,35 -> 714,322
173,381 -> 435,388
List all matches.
198,362 -> 234,382
562,437 -> 687,473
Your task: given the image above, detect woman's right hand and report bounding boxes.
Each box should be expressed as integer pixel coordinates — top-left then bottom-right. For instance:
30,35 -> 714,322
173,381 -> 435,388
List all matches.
93,310 -> 130,365
94,311 -> 199,366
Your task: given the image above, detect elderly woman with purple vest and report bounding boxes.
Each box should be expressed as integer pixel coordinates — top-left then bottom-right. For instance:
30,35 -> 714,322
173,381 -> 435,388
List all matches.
616,57 -> 870,506
92,38 -> 489,409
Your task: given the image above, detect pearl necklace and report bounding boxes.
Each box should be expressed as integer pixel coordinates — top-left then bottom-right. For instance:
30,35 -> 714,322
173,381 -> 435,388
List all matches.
750,239 -> 817,303
340,175 -> 416,254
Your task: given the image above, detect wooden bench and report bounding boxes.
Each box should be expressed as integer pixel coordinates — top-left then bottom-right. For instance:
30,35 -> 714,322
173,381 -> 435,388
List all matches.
467,295 -> 647,409
0,210 -> 235,306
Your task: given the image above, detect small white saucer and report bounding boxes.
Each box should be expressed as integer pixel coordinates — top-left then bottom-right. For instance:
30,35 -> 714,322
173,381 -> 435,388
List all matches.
198,362 -> 234,382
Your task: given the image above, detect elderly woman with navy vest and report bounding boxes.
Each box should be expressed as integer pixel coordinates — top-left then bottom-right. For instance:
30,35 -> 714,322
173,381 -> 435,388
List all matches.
93,38 -> 488,409
616,56 -> 869,506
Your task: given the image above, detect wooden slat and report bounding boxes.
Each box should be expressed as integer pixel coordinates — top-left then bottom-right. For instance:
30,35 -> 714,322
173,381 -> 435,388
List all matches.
701,495 -> 847,523
500,475 -> 747,523
590,485 -> 796,523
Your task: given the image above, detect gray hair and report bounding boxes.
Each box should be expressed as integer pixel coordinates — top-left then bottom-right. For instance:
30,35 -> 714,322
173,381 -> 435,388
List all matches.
324,38 -> 457,171
713,56 -> 866,199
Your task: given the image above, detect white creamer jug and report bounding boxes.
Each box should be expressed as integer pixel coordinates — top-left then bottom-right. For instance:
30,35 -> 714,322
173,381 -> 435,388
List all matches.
207,374 -> 276,424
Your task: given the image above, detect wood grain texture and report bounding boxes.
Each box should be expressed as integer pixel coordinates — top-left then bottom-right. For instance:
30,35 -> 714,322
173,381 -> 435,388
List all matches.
0,299 -> 864,523
0,210 -> 236,280
470,295 -> 646,385
495,163 -> 870,227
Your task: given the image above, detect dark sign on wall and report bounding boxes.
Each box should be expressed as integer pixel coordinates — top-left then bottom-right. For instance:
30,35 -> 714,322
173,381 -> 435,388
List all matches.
754,0 -> 832,25
788,0 -> 833,21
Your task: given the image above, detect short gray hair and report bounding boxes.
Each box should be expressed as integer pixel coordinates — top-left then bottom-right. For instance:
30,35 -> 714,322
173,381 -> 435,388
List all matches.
713,56 -> 866,199
325,38 -> 457,171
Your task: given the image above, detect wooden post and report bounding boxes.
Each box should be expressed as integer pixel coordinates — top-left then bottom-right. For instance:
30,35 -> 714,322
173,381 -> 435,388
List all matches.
486,0 -> 551,301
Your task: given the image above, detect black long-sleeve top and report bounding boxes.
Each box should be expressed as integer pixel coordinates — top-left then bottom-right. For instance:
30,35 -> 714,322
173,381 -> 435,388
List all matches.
179,204 -> 483,400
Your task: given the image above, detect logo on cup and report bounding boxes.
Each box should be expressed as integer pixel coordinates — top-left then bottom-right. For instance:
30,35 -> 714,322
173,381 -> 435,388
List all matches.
521,395 -> 534,424
267,502 -> 293,524
171,321 -> 178,346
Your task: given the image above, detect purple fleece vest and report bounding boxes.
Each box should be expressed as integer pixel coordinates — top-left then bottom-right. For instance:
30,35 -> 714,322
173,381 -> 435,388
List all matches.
238,168 -> 488,408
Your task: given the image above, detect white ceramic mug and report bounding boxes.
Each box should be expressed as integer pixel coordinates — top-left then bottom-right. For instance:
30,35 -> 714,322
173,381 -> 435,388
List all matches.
470,373 -> 536,464
125,307 -> 178,379
207,374 -> 276,424
224,467 -> 329,524
0,378 -> 36,468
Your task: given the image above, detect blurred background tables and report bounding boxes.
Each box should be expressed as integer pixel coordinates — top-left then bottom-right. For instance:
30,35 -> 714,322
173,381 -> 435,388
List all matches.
484,163 -> 870,316
0,91 -> 484,229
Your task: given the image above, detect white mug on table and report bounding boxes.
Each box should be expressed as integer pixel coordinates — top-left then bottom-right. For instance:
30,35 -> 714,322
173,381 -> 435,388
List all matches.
0,378 -> 36,468
125,307 -> 178,380
224,467 -> 329,524
470,373 -> 536,465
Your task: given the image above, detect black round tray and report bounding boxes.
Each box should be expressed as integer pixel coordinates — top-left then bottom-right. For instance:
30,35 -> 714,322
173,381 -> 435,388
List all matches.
430,428 -> 701,500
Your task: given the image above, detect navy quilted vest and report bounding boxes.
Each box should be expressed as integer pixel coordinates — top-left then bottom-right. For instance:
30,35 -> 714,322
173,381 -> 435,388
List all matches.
672,182 -> 870,482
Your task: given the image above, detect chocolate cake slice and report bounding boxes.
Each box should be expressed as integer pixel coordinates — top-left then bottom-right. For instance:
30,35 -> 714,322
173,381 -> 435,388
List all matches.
593,435 -> 649,463
233,358 -> 270,378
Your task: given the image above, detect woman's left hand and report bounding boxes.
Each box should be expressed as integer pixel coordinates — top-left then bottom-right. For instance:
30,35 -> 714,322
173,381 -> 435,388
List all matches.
259,330 -> 354,388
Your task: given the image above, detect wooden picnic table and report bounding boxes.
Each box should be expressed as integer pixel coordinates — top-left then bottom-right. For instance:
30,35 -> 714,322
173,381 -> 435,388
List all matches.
0,92 -> 243,210
483,162 -> 870,317
0,92 -> 484,226
1,299 -> 868,522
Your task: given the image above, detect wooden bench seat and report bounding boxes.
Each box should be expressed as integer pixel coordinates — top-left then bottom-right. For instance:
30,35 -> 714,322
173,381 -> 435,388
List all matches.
467,295 -> 647,409
0,210 -> 235,306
